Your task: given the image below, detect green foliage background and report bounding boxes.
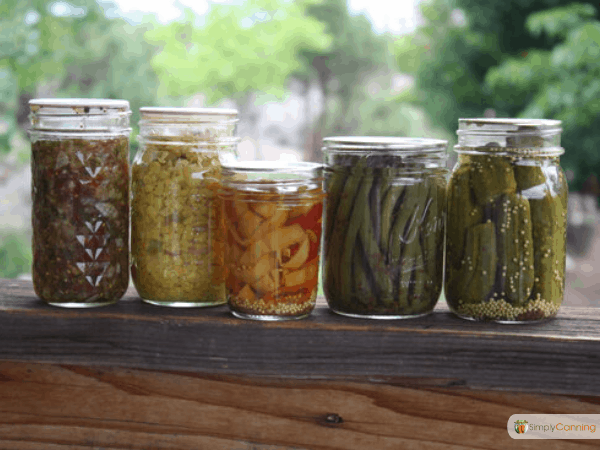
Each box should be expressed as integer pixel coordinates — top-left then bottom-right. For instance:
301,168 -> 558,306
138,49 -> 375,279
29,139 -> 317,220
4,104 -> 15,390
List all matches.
1,0 -> 599,277
396,0 -> 600,190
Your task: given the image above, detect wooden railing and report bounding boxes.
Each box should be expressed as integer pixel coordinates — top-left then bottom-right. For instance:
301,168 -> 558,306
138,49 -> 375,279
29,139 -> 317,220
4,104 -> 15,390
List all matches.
1,278 -> 599,449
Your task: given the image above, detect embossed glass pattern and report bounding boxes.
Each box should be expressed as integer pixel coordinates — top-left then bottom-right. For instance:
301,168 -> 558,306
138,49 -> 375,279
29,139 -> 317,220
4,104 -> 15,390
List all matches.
28,98 -> 131,307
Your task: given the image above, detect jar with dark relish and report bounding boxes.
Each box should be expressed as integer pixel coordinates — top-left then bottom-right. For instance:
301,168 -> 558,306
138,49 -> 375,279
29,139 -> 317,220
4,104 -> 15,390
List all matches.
28,98 -> 131,307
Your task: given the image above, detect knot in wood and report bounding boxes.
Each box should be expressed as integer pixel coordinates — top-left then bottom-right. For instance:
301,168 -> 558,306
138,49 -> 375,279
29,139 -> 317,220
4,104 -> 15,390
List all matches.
325,413 -> 343,424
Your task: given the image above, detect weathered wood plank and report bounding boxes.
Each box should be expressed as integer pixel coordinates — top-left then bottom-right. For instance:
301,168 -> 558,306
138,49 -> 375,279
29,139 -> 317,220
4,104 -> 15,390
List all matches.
1,361 -> 599,450
1,279 -> 600,395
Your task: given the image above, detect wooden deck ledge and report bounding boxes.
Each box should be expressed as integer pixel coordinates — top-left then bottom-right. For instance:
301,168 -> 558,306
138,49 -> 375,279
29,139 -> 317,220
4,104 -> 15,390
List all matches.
1,279 -> 598,396
2,278 -> 600,449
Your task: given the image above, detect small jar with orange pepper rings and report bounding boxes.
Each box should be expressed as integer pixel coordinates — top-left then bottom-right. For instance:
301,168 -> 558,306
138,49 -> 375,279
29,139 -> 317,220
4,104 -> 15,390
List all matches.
216,161 -> 325,320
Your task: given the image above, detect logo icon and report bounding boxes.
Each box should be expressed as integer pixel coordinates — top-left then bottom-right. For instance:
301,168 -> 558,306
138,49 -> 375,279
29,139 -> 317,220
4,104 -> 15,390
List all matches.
515,420 -> 529,434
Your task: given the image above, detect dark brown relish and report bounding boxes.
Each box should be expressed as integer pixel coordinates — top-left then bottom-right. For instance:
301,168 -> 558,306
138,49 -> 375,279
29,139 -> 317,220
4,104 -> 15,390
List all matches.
31,137 -> 129,305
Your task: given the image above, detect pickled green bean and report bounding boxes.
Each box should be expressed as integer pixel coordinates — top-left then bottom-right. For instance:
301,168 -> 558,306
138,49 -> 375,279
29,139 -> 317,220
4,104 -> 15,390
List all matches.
324,163 -> 445,316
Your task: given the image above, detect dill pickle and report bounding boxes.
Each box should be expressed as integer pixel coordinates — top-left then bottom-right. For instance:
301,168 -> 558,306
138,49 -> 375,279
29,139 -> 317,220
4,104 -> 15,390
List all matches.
513,162 -> 547,191
448,222 -> 497,304
529,190 -> 567,306
494,193 -> 534,305
446,161 -> 482,267
468,155 -> 517,205
507,135 -> 545,148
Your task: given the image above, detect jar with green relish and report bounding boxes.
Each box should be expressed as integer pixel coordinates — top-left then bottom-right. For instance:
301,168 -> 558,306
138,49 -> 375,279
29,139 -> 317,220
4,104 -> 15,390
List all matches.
28,98 -> 131,307
445,118 -> 568,322
131,107 -> 238,307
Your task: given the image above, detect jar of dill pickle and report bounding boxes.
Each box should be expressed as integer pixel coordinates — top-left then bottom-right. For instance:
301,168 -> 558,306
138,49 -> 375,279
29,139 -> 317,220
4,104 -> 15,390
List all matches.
218,161 -> 324,320
29,98 -> 131,307
322,137 -> 448,319
131,107 -> 238,307
446,118 -> 568,322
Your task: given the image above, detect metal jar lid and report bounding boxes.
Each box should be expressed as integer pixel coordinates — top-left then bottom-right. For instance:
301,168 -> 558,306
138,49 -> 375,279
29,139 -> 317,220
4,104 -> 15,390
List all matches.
29,98 -> 131,132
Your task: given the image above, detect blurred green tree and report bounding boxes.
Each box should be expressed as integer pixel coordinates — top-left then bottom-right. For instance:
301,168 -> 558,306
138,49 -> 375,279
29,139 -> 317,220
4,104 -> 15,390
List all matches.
296,0 -> 390,128
297,0 -> 418,157
0,234 -> 32,278
146,0 -> 333,104
394,0 -> 500,140
148,0 -> 432,160
0,0 -> 161,277
486,3 -> 600,189
396,0 -> 600,189
0,0 -> 450,279
0,0 -> 161,156
146,0 -> 339,161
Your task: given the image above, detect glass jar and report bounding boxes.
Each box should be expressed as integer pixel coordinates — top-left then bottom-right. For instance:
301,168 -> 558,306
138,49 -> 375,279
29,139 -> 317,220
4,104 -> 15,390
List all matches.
446,118 -> 568,322
218,161 -> 324,320
322,137 -> 448,319
131,107 -> 238,307
28,98 -> 131,307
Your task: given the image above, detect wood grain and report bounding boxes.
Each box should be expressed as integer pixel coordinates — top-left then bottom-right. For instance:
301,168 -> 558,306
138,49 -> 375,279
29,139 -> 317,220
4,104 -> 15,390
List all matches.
1,279 -> 600,396
2,279 -> 600,449
2,360 -> 600,450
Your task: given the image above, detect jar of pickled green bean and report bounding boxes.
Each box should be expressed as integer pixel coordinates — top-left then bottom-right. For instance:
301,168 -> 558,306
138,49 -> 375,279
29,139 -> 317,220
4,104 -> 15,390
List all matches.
445,118 -> 567,322
322,137 -> 448,319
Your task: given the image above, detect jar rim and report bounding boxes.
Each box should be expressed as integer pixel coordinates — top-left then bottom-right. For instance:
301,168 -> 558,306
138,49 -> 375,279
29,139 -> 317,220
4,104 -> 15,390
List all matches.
29,98 -> 130,114
454,144 -> 564,157
322,136 -> 448,152
222,160 -> 322,175
220,161 -> 324,191
140,106 -> 238,117
457,118 -> 562,134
